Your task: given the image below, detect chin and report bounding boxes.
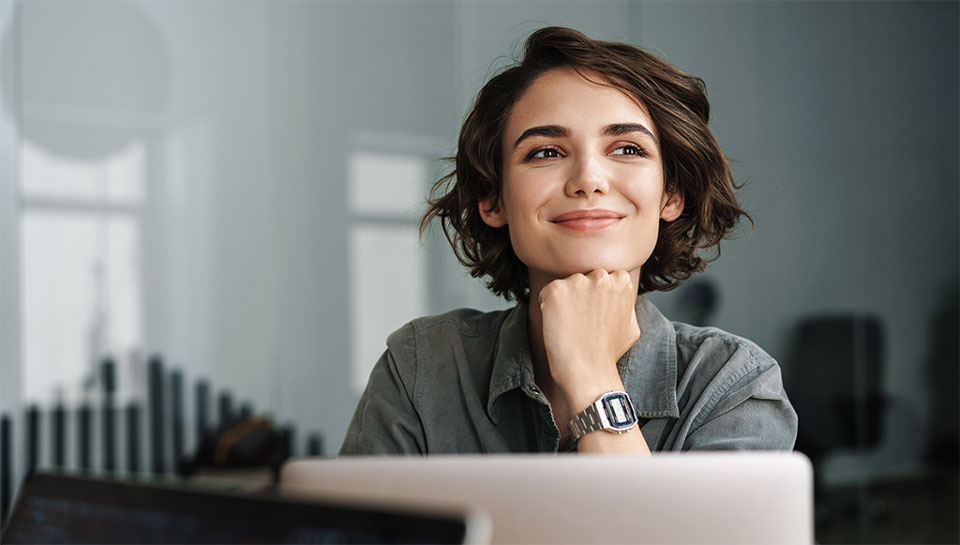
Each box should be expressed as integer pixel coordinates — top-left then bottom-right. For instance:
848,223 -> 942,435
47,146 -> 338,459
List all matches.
553,257 -> 639,276
518,243 -> 652,279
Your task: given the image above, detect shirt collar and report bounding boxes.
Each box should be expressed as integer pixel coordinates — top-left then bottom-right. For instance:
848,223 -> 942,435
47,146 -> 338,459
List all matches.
486,295 -> 680,423
487,300 -> 533,422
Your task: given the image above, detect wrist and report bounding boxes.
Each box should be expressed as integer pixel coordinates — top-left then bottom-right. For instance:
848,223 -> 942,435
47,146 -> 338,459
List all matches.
561,374 -> 626,415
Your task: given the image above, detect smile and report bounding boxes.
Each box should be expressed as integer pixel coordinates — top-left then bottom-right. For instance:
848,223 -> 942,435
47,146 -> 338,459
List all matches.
550,209 -> 625,231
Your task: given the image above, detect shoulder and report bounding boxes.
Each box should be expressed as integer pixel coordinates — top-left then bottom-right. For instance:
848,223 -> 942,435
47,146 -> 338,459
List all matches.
672,322 -> 786,409
384,306 -> 515,377
668,322 -> 797,450
379,306 -> 516,413
672,322 -> 776,371
387,306 -> 514,349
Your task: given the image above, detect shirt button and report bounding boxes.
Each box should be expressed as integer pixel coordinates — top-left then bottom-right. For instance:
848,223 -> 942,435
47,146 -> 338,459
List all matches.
530,386 -> 539,393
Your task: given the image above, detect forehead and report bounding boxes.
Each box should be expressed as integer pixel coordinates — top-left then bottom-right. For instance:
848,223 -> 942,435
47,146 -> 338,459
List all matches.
505,68 -> 657,141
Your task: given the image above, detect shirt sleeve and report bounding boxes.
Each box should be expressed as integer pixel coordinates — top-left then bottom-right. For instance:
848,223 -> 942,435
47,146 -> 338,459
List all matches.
683,348 -> 798,451
338,324 -> 427,456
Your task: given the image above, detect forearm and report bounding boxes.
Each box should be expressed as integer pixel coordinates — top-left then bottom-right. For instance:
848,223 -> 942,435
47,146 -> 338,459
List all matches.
535,269 -> 650,455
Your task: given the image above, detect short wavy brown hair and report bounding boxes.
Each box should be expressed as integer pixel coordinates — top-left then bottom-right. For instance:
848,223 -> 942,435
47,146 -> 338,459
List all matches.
421,26 -> 751,302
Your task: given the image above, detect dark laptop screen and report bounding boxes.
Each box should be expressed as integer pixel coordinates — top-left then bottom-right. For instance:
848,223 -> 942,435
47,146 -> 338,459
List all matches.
1,473 -> 469,544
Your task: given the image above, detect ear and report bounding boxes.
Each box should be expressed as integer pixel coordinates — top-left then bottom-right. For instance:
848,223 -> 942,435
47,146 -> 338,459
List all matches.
659,190 -> 684,222
478,196 -> 507,228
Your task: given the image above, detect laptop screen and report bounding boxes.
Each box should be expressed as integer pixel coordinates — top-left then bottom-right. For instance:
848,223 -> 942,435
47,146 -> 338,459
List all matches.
1,472 -> 472,544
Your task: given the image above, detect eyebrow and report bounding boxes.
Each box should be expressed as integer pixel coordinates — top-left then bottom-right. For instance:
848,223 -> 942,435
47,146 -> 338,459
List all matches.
512,123 -> 656,150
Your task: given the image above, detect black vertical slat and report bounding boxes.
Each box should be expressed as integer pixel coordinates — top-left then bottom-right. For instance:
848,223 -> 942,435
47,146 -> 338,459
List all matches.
52,402 -> 66,470
1,415 -> 11,526
306,433 -> 323,457
195,380 -> 209,448
126,402 -> 141,476
148,355 -> 165,476
218,391 -> 233,426
272,427 -> 292,485
26,405 -> 39,474
78,404 -> 92,473
284,423 -> 297,458
101,357 -> 116,474
170,369 -> 184,474
275,427 -> 289,458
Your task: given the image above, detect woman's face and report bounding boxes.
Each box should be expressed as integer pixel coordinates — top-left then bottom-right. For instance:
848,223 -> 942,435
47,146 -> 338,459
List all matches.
480,67 -> 684,289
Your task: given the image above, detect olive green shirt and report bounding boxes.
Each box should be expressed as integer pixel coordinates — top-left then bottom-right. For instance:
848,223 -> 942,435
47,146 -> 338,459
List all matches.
340,296 -> 797,455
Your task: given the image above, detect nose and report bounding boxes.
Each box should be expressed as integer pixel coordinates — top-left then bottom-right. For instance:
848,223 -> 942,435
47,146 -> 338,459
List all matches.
564,153 -> 609,198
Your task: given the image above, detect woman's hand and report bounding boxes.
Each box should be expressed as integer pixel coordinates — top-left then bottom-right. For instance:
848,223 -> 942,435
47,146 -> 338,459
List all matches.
538,269 -> 640,407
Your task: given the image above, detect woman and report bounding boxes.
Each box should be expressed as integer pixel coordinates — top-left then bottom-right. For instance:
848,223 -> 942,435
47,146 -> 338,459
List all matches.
340,26 -> 797,455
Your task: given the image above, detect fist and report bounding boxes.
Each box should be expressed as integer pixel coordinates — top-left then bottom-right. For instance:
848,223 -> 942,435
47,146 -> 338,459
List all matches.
538,269 -> 641,394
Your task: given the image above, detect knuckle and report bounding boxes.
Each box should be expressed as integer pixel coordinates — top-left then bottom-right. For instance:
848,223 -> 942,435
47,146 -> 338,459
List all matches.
540,283 -> 555,301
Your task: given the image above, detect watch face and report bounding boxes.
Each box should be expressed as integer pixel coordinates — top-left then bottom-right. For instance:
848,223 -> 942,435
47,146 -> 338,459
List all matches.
602,393 -> 637,429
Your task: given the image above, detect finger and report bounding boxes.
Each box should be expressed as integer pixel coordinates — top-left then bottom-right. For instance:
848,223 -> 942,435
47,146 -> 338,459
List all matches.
586,268 -> 607,281
539,278 -> 562,304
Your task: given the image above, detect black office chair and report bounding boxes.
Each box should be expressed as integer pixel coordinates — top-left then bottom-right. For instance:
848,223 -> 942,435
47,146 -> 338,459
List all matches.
784,315 -> 890,527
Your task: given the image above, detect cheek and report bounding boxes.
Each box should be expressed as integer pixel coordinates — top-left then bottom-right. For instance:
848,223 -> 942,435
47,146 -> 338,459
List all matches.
624,186 -> 664,216
629,174 -> 668,211
502,174 -> 550,223
500,188 -> 542,266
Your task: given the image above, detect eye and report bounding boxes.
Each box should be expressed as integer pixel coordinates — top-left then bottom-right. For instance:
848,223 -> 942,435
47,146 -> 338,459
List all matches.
525,147 -> 563,161
610,144 -> 648,157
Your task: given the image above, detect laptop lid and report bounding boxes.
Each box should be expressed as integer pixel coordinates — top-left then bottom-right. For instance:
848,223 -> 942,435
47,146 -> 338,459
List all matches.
1,472 -> 489,544
281,452 -> 813,545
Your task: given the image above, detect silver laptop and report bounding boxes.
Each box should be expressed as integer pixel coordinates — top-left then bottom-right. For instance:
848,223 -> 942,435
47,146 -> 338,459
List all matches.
281,452 -> 813,545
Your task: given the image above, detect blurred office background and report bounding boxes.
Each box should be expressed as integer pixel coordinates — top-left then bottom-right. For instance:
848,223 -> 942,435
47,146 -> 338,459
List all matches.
0,1 -> 956,542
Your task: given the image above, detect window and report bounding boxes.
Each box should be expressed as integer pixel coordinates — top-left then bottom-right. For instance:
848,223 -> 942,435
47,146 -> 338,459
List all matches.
347,134 -> 440,394
20,137 -> 145,404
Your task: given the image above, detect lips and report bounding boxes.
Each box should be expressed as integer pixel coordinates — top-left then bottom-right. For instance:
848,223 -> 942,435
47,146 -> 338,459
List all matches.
551,209 -> 625,222
550,209 -> 625,231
